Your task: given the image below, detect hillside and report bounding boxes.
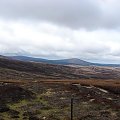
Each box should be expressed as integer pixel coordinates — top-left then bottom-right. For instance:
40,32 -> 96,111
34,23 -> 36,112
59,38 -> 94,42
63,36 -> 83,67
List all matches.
10,56 -> 91,66
0,55 -> 120,80
10,55 -> 120,67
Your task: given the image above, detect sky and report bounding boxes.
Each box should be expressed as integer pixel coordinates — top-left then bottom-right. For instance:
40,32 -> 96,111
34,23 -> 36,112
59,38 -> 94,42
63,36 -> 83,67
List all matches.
0,0 -> 120,63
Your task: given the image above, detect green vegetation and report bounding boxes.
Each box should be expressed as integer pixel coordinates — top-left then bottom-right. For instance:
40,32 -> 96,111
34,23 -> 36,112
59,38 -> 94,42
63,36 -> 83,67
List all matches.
0,82 -> 120,120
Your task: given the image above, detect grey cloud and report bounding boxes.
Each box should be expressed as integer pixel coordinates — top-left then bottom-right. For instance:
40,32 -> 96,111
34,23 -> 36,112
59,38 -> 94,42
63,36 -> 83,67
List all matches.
1,19 -> 120,63
0,0 -> 120,29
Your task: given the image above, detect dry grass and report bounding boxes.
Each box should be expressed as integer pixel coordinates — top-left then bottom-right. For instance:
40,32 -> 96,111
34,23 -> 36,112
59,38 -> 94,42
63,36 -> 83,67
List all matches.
0,79 -> 120,86
0,79 -> 120,94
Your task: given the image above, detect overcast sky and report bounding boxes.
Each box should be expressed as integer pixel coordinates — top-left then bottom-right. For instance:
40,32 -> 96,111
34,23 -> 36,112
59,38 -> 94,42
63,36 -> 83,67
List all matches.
1,0 -> 120,63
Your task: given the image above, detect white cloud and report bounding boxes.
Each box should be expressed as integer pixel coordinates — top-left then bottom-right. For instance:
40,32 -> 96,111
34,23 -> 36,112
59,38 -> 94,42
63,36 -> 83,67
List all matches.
0,19 -> 120,63
1,0 -> 120,63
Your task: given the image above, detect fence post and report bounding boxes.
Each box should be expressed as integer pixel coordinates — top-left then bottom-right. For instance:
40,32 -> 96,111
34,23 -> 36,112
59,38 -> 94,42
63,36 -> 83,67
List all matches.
71,98 -> 73,120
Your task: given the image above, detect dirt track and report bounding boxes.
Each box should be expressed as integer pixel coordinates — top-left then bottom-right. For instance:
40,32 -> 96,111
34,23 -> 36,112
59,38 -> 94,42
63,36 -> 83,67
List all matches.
0,79 -> 120,86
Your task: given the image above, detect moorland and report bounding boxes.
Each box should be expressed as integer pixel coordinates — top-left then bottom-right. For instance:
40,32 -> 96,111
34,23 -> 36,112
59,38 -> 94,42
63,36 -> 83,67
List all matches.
0,55 -> 120,120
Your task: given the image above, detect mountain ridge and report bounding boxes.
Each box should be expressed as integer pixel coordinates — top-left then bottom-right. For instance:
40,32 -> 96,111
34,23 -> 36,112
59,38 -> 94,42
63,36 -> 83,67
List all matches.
9,55 -> 120,67
0,55 -> 120,80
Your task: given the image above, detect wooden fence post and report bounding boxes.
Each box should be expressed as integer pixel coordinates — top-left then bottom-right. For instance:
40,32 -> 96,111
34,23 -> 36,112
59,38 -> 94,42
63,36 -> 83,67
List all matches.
71,98 -> 73,120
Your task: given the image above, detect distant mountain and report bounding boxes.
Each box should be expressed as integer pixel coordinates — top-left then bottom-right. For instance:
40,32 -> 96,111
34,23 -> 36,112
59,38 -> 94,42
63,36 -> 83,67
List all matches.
10,56 -> 91,66
1,55 -> 120,80
10,56 -> 49,62
49,58 -> 91,66
9,56 -> 120,67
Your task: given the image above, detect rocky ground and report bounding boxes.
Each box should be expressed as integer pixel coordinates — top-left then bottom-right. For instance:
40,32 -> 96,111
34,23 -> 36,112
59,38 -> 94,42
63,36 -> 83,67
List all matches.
0,82 -> 120,120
